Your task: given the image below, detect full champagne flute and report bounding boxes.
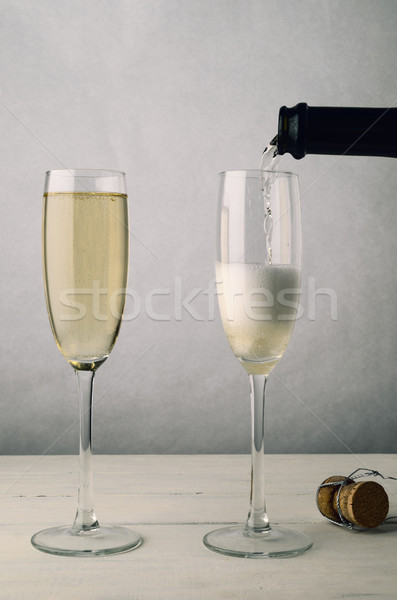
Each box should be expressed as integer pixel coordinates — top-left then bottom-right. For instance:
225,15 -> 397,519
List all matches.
203,170 -> 312,558
31,169 -> 142,556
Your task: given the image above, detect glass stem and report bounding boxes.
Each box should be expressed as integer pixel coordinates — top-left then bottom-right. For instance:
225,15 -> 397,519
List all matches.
245,374 -> 270,532
73,370 -> 99,531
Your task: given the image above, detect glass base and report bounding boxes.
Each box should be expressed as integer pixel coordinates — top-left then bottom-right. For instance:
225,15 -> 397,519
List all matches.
203,525 -> 312,558
31,524 -> 142,557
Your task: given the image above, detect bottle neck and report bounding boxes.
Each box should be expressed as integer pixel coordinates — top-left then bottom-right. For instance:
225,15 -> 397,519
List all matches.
277,103 -> 397,159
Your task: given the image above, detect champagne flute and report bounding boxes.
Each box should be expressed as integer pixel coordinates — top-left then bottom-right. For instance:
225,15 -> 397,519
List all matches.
203,170 -> 312,558
31,169 -> 142,556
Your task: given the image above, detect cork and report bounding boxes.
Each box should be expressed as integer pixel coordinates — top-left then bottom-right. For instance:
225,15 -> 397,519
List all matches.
317,476 -> 354,522
317,475 -> 389,528
332,480 -> 389,528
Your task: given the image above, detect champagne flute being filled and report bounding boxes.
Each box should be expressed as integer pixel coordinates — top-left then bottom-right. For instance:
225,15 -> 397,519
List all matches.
203,170 -> 312,558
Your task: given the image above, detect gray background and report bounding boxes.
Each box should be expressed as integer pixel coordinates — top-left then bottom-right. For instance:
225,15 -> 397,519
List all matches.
1,0 -> 396,455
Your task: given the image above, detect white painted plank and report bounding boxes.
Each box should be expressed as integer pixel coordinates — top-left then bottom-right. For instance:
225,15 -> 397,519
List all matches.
0,523 -> 396,600
0,455 -> 396,599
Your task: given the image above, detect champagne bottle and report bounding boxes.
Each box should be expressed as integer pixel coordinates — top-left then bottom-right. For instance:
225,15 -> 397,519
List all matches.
276,103 -> 397,159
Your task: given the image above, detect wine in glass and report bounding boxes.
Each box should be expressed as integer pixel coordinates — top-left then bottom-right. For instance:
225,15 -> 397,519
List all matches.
31,169 -> 142,556
203,170 -> 312,558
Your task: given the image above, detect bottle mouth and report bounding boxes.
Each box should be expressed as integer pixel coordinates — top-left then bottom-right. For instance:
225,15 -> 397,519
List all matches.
278,103 -> 308,159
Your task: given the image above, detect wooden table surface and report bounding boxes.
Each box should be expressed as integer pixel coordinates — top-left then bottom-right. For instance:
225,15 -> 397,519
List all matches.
0,454 -> 396,599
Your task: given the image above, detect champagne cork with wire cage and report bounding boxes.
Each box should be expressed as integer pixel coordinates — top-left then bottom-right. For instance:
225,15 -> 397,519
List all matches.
317,475 -> 389,529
